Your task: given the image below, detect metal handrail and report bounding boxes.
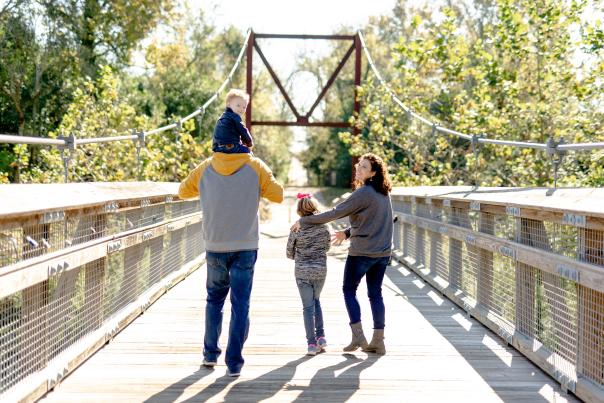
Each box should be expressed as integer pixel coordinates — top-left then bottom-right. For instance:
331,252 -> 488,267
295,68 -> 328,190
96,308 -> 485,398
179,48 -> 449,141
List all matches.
0,134 -> 66,146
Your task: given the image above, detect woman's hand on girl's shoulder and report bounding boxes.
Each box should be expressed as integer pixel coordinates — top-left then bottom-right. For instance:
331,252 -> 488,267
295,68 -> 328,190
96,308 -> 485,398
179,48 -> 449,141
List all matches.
290,220 -> 301,232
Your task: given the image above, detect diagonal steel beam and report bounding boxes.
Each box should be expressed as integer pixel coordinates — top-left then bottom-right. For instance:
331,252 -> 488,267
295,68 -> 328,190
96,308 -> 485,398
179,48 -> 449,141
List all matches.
254,41 -> 301,119
305,42 -> 355,119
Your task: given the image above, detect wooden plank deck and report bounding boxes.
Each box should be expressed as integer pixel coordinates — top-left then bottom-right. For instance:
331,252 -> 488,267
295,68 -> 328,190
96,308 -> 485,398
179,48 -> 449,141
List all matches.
40,193 -> 579,402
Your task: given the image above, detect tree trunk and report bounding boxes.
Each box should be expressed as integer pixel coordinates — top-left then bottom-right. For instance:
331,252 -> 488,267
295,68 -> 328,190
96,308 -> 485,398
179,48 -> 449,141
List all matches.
80,0 -> 100,78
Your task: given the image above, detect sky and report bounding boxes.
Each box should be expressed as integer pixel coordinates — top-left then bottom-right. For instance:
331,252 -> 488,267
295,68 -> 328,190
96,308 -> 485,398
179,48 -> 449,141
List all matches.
196,0 -> 397,35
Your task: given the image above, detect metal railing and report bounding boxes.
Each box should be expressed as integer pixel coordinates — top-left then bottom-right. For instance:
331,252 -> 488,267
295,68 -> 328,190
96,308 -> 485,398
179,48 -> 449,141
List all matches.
391,187 -> 604,402
0,183 -> 205,402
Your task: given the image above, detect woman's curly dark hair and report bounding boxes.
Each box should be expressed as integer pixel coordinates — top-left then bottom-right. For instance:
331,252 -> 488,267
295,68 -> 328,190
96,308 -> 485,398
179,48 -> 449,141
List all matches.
353,153 -> 392,196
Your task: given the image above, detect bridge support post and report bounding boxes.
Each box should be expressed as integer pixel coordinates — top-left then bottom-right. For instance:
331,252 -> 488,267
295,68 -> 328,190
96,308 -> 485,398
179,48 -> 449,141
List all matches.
351,33 -> 362,185
246,31 -> 254,132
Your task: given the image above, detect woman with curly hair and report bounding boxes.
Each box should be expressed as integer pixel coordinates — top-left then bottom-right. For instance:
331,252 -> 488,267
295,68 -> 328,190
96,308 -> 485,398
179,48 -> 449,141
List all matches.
291,152 -> 393,355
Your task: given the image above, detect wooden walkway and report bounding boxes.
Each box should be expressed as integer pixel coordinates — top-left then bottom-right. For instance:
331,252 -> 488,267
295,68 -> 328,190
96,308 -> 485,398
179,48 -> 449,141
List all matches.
40,193 -> 579,402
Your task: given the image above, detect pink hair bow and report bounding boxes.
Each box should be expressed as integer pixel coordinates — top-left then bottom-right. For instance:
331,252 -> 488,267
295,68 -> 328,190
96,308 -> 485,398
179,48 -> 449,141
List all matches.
296,192 -> 313,200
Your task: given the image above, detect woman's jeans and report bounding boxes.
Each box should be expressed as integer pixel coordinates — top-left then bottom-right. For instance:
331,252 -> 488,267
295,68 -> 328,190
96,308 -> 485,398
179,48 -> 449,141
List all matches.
343,255 -> 390,329
296,278 -> 325,345
204,250 -> 257,373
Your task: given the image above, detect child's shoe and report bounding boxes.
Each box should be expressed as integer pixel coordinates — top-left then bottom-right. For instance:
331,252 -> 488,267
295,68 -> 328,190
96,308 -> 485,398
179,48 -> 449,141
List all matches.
316,337 -> 327,352
307,344 -> 318,356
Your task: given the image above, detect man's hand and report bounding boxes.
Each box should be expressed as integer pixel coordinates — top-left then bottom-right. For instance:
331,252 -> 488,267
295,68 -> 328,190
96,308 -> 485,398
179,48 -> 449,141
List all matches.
290,220 -> 301,232
331,231 -> 347,246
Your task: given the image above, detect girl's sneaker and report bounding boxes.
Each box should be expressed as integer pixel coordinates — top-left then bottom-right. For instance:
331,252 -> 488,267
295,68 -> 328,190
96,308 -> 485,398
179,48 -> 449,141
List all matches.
307,344 -> 318,356
317,337 -> 327,352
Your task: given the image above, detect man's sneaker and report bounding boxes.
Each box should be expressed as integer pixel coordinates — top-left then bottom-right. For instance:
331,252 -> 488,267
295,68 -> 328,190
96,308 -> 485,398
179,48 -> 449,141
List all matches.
317,337 -> 327,352
202,359 -> 217,368
307,344 -> 318,356
227,369 -> 241,377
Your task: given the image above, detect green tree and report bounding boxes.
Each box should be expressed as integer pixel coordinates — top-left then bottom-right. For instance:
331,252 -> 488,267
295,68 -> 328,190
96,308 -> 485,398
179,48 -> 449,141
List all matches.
351,0 -> 604,187
40,0 -> 175,78
0,6 -> 75,134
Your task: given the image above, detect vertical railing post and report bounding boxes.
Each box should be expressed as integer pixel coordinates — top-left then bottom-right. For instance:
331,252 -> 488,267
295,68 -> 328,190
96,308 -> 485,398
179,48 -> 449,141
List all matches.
245,30 -> 254,131
351,33 -> 362,183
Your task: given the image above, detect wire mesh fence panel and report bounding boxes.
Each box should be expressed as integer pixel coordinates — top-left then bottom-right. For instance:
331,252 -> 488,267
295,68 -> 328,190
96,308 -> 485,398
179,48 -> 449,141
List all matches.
436,205 -> 446,222
448,208 -> 472,290
432,232 -> 449,283
0,188 -> 204,401
0,291 -> 23,392
415,227 -> 427,269
539,272 -> 578,383
449,235 -> 463,290
0,226 -> 23,267
476,213 -> 495,310
393,219 -> 403,251
402,223 -> 415,262
515,263 -> 538,338
578,286 -> 604,386
392,189 -> 604,400
461,242 -> 479,301
488,253 -> 517,334
68,212 -> 108,247
0,282 -> 50,394
399,200 -> 412,215
579,228 -> 604,267
416,203 -> 432,220
148,236 -> 165,287
47,268 -> 83,361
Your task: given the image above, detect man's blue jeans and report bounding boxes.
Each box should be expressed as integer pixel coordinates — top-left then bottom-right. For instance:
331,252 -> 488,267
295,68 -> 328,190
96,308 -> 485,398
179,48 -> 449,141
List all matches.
204,250 -> 257,373
342,255 -> 390,329
296,278 -> 325,345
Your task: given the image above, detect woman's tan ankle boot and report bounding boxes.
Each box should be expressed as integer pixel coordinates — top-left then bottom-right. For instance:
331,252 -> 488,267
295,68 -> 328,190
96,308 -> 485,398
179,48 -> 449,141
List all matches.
343,322 -> 369,351
362,329 -> 385,355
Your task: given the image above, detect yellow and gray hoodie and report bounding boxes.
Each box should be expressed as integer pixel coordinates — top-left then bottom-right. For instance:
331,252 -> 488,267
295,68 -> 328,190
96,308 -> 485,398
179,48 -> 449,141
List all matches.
178,153 -> 284,252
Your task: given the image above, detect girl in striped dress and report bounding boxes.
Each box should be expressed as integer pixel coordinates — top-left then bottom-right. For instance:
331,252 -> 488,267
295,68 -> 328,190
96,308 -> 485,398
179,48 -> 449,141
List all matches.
286,193 -> 331,356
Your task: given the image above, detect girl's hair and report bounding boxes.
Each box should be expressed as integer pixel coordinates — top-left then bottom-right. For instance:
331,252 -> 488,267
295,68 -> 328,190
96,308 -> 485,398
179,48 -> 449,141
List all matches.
353,153 -> 392,196
225,89 -> 250,105
297,197 -> 320,217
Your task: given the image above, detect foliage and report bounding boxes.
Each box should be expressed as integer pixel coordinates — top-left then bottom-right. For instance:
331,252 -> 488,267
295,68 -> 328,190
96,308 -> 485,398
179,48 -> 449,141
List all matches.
349,0 -> 604,187
0,4 -> 292,183
40,0 -> 176,78
2,0 -> 602,188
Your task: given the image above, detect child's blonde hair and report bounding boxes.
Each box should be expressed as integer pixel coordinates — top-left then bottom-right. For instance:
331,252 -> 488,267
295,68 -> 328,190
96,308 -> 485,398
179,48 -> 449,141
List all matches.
297,196 -> 319,217
226,89 -> 250,105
